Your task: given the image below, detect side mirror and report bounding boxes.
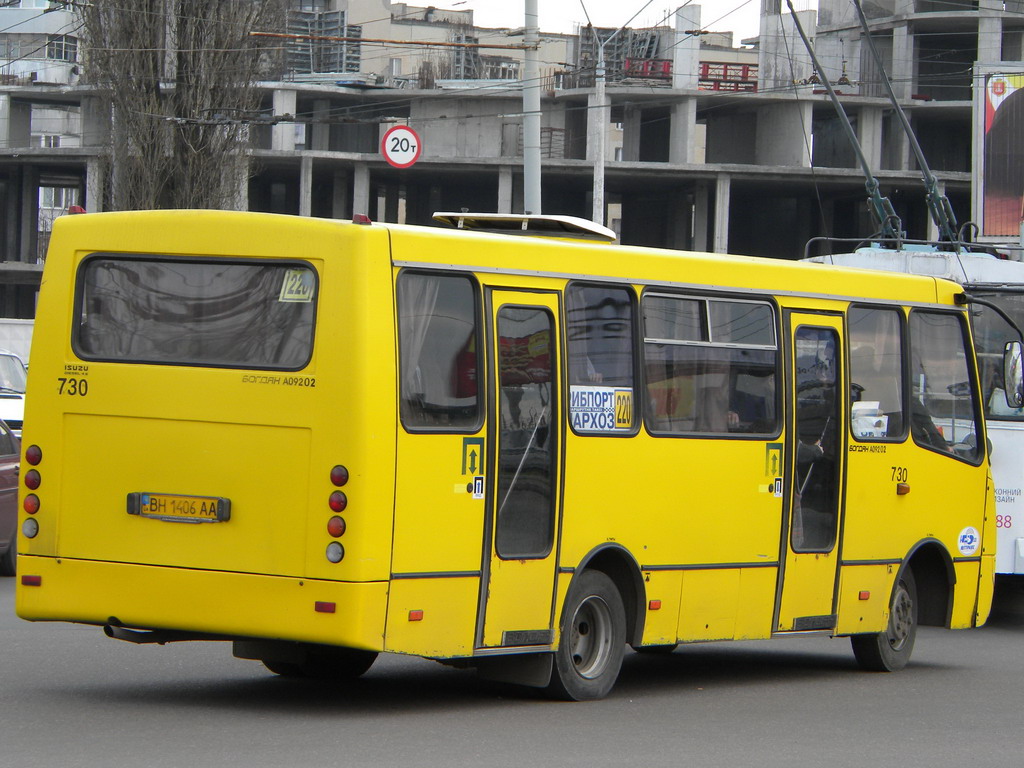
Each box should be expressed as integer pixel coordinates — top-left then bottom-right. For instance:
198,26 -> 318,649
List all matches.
1003,341 -> 1024,408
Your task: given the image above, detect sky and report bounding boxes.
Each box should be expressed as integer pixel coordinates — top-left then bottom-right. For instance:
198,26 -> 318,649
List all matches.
454,1 -> 818,43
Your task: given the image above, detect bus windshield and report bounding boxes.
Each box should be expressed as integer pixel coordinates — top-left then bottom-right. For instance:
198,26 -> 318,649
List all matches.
968,289 -> 1024,420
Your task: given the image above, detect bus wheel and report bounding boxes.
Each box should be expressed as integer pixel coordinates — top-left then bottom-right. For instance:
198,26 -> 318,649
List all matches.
546,570 -> 626,701
263,647 -> 378,681
0,543 -> 14,577
851,570 -> 917,672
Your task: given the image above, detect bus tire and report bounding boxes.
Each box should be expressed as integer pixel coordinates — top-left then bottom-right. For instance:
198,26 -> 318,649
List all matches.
851,569 -> 917,672
263,647 -> 378,681
546,570 -> 626,701
633,644 -> 678,655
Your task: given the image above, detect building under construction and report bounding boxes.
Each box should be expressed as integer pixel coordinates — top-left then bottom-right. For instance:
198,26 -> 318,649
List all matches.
1,0 -> 1018,324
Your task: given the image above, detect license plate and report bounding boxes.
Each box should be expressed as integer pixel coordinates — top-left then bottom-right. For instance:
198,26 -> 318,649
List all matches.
127,492 -> 231,523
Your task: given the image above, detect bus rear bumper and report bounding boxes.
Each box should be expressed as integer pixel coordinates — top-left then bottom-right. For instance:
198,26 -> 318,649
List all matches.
14,555 -> 389,652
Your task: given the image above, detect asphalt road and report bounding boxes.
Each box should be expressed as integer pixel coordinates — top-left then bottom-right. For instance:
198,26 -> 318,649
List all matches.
2,575 -> 1023,768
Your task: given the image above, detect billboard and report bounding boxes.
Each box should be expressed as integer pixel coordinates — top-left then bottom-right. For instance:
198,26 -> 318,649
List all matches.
981,71 -> 1024,238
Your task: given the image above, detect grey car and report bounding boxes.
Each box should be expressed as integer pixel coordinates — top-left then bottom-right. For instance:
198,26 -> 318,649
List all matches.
0,419 -> 20,576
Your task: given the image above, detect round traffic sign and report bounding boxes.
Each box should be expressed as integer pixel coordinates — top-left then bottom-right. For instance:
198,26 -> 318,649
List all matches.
381,125 -> 422,168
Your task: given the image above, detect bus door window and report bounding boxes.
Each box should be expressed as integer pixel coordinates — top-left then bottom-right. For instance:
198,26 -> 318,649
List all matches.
397,272 -> 481,430
909,311 -> 982,461
793,327 -> 841,551
849,307 -> 905,440
495,306 -> 556,558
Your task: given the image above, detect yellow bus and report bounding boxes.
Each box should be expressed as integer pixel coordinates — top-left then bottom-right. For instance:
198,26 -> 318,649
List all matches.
14,210 -> 1013,700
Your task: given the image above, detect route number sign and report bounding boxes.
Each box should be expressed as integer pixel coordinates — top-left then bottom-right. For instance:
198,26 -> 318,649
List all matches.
381,125 -> 422,168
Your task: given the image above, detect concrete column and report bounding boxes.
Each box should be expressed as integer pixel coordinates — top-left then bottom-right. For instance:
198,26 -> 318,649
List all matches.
758,8 -> 814,94
0,95 -> 31,148
352,163 -> 370,217
891,23 -> 913,102
669,98 -> 697,164
332,170 -> 351,219
85,157 -> 105,214
498,166 -> 514,213
2,167 -> 20,262
299,155 -> 313,217
19,165 -> 39,263
885,115 -> 911,172
311,99 -> 331,152
713,173 -> 731,254
80,95 -> 110,149
621,106 -> 642,162
672,5 -> 701,90
857,106 -> 884,174
694,183 -> 710,251
978,15 -> 1002,65
271,89 -> 297,151
756,102 -> 812,167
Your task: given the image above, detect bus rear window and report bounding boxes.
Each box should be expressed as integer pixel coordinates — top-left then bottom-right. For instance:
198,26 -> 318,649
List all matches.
74,256 -> 316,369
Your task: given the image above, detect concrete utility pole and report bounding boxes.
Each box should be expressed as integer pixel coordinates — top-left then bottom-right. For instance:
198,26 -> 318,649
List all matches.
523,0 -> 542,215
592,36 -> 610,225
586,0 -> 655,225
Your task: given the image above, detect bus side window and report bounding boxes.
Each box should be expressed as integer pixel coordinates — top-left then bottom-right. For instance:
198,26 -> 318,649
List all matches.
566,283 -> 636,433
397,272 -> 481,431
908,310 -> 982,462
848,306 -> 904,440
642,295 -> 778,436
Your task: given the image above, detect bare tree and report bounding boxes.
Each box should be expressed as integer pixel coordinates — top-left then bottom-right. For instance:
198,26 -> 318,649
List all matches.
80,0 -> 285,211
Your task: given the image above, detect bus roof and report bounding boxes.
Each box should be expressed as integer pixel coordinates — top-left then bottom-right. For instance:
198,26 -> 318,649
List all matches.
48,210 -> 961,308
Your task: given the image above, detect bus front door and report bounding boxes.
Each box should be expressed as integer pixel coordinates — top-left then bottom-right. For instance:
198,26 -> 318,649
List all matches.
478,291 -> 562,650
776,314 -> 846,632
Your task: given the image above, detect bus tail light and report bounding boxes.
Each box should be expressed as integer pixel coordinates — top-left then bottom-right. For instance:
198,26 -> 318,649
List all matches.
23,494 -> 39,514
329,491 -> 347,512
327,466 -> 349,562
25,445 -> 42,465
22,518 -> 39,539
21,575 -> 42,587
327,516 -> 346,537
24,469 -> 41,490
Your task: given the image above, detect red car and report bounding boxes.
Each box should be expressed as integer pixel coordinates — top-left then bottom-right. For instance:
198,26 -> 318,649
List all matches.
0,419 -> 19,576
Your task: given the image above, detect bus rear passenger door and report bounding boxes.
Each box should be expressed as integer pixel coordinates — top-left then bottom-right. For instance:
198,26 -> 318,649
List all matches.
776,314 -> 846,632
478,291 -> 562,650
